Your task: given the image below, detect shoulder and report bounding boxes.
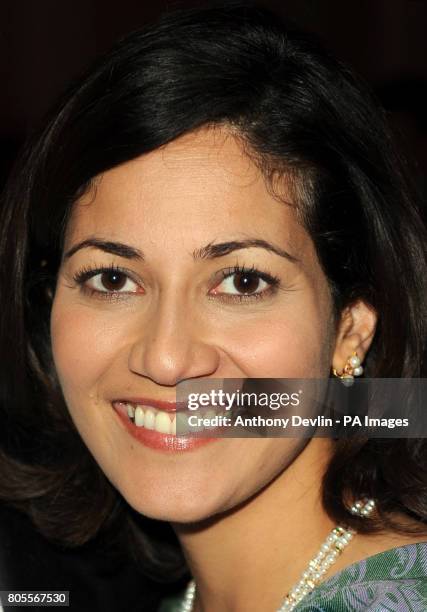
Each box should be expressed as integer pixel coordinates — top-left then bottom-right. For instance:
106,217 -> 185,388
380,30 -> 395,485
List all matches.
159,543 -> 427,612
295,542 -> 427,611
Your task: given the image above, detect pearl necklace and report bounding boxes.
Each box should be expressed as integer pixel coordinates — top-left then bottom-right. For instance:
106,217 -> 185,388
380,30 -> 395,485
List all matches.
179,498 -> 376,612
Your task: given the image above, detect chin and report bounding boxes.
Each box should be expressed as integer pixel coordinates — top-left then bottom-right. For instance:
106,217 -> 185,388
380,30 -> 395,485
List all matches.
120,484 -> 227,525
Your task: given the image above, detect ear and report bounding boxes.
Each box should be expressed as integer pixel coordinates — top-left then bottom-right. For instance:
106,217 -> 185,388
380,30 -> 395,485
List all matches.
332,300 -> 377,373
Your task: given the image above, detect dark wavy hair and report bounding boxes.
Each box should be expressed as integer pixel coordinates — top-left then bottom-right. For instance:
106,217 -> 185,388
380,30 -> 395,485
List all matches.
0,5 -> 426,583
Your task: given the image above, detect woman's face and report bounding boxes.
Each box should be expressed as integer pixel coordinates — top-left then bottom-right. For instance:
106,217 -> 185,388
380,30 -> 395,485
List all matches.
50,126 -> 337,522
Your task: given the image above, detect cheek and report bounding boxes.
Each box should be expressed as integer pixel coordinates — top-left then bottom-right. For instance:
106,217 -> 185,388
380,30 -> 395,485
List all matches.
221,307 -> 331,377
50,299 -> 123,398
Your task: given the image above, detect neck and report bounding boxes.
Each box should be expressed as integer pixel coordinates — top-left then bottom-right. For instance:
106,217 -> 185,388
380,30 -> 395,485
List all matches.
172,438 -> 337,612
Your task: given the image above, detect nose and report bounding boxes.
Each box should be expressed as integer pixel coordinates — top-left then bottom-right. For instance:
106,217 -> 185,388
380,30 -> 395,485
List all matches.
127,295 -> 221,386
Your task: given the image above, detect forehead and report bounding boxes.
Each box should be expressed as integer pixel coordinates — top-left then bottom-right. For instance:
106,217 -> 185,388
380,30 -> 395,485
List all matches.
64,126 -> 309,258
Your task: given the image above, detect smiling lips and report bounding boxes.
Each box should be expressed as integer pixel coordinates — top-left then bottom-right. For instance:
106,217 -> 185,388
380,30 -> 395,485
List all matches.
112,399 -> 228,436
112,399 -> 224,452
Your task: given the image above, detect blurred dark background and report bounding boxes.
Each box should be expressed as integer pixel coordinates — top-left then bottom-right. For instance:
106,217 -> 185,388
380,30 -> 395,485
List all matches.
1,0 -> 427,204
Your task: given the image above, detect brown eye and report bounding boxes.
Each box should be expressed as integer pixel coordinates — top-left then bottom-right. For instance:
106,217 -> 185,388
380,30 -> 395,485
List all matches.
232,272 -> 261,294
100,271 -> 128,291
211,270 -> 270,297
85,270 -> 140,294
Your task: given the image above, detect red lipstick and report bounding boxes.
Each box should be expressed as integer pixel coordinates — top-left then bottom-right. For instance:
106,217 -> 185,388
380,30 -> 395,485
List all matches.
112,400 -> 221,452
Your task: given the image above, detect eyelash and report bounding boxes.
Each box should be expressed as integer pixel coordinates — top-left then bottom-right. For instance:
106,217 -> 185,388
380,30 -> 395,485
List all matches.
72,263 -> 281,303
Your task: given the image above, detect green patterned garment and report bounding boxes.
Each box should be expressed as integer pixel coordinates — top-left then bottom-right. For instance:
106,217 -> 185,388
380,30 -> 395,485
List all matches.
158,542 -> 427,611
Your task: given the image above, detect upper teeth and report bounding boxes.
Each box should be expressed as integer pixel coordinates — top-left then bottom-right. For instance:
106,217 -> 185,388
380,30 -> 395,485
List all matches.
121,402 -> 226,435
125,403 -> 176,434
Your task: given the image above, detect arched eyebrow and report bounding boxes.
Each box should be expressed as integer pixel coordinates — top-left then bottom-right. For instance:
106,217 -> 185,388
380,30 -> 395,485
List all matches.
193,239 -> 299,263
63,238 -> 144,261
63,237 -> 299,264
